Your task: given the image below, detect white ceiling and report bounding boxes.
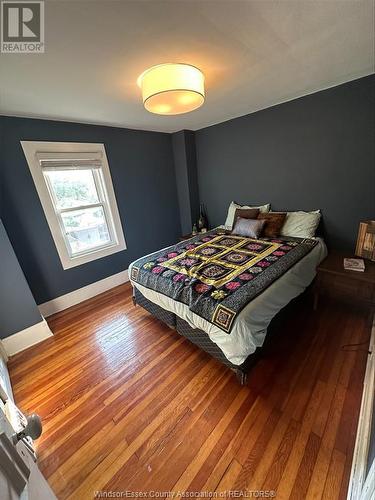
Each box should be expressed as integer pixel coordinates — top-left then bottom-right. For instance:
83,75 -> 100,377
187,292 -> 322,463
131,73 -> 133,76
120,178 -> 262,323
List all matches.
0,0 -> 374,133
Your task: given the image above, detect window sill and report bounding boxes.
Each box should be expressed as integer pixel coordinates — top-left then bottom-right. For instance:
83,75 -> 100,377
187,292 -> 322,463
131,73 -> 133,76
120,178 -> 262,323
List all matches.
60,240 -> 127,269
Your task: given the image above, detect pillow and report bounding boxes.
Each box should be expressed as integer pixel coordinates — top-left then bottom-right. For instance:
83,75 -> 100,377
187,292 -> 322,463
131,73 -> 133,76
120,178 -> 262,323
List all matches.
225,201 -> 270,229
233,207 -> 260,223
232,217 -> 266,238
280,210 -> 321,238
258,212 -> 287,238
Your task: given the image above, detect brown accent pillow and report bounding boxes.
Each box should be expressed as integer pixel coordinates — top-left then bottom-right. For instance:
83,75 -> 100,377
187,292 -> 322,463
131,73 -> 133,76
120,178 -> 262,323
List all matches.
233,208 -> 259,223
232,217 -> 265,238
257,212 -> 287,238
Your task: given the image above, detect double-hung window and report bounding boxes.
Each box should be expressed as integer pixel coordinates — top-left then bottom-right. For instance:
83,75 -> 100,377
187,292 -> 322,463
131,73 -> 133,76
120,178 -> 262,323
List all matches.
22,142 -> 126,269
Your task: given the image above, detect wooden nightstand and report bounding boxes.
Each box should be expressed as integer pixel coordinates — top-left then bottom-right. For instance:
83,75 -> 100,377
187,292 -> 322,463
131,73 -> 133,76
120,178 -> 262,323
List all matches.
179,232 -> 210,241
179,233 -> 194,241
314,253 -> 375,314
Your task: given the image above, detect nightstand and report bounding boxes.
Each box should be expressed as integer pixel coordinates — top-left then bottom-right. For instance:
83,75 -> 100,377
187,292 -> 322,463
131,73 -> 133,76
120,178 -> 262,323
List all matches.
179,233 -> 194,241
179,232 -> 211,241
314,253 -> 375,314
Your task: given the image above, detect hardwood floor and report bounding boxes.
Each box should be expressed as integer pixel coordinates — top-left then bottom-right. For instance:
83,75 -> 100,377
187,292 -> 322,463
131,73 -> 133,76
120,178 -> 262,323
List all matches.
8,283 -> 370,499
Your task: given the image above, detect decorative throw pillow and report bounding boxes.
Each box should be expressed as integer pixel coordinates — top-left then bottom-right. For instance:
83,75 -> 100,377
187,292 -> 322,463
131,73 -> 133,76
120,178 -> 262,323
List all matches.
225,201 -> 270,229
280,210 -> 321,238
233,208 -> 260,223
257,212 -> 287,238
232,217 -> 266,238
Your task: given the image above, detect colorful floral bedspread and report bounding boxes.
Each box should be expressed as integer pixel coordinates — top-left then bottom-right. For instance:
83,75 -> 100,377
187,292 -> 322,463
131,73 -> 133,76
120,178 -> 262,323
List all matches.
130,229 -> 317,333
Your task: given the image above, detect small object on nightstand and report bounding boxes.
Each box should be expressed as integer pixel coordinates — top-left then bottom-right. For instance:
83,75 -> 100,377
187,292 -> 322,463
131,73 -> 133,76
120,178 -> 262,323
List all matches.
344,258 -> 365,272
356,220 -> 375,261
198,203 -> 208,232
314,253 -> 375,321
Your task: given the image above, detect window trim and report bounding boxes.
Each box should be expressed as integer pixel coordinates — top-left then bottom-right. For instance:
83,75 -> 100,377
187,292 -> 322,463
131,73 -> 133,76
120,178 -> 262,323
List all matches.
21,141 -> 127,270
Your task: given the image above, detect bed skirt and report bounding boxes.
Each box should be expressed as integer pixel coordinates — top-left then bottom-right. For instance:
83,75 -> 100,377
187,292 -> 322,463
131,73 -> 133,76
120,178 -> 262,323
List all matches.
133,287 -> 260,385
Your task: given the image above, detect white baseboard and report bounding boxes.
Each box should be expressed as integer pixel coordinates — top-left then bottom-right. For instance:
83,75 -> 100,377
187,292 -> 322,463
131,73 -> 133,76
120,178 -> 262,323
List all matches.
1,319 -> 53,357
0,341 -> 8,362
38,269 -> 129,317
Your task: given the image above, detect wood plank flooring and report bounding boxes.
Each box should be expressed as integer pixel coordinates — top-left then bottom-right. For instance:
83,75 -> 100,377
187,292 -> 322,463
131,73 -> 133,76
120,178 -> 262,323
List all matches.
8,283 -> 370,499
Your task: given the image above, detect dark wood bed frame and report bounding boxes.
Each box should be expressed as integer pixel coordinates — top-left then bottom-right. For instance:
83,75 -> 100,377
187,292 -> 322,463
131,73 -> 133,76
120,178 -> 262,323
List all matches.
132,286 -> 261,385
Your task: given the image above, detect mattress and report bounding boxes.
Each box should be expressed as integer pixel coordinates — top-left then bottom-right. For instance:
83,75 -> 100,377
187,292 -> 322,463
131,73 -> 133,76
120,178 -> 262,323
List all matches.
130,233 -> 327,365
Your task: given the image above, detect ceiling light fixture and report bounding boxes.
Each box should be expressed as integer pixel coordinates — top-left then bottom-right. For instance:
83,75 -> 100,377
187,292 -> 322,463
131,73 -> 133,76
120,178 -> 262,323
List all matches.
137,63 -> 205,115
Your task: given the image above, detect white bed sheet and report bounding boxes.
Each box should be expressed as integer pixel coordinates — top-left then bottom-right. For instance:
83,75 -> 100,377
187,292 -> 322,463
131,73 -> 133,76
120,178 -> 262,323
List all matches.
129,236 -> 327,366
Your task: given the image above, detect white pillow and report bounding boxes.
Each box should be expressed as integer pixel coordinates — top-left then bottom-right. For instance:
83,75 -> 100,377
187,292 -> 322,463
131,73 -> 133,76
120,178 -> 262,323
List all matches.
280,210 -> 321,239
224,201 -> 270,229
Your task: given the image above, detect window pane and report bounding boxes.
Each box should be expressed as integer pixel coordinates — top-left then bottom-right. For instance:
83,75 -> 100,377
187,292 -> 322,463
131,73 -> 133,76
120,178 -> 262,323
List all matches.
61,206 -> 111,255
45,169 -> 99,209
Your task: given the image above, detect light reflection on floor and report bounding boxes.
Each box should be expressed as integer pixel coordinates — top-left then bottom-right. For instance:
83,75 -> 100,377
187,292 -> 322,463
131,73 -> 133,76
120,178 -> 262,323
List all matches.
93,309 -> 166,373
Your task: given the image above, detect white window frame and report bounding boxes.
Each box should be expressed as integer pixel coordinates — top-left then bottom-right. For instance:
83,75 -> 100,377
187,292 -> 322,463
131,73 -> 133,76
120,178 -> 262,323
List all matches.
21,141 -> 126,269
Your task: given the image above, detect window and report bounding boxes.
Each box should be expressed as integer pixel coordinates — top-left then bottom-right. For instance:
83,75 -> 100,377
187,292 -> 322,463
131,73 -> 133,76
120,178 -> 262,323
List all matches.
22,142 -> 126,269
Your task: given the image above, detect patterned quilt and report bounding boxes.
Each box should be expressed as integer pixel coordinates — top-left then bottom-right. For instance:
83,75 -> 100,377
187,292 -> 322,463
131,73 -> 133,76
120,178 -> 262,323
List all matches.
130,229 -> 317,333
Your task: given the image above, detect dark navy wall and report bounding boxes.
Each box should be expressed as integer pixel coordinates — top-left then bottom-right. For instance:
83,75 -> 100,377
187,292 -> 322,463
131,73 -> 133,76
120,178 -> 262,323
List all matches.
1,116 -> 181,304
0,221 -> 42,339
172,130 -> 199,235
195,75 -> 375,250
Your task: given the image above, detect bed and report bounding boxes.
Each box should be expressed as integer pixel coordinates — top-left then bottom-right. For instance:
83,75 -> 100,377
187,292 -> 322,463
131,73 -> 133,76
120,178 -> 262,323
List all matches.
129,227 -> 327,384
